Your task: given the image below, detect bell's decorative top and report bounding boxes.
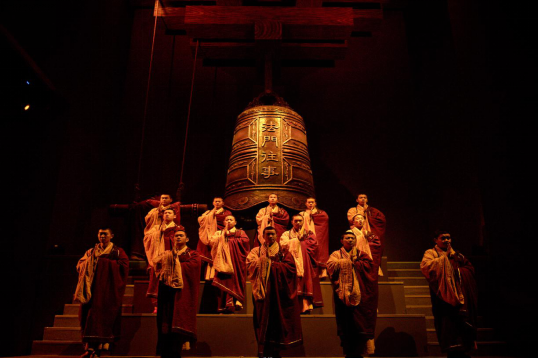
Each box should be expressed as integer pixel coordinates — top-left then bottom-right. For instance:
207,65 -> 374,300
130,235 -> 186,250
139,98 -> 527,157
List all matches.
225,92 -> 315,210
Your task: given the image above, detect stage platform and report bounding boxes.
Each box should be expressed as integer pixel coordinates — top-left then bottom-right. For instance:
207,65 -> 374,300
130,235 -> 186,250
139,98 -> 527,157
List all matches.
31,260 -> 506,357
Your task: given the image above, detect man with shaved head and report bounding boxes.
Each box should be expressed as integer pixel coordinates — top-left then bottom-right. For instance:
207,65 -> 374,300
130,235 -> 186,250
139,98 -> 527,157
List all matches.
209,215 -> 250,313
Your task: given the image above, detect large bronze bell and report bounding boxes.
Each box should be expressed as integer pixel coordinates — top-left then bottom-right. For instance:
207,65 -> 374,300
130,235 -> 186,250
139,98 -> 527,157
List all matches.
224,92 -> 315,211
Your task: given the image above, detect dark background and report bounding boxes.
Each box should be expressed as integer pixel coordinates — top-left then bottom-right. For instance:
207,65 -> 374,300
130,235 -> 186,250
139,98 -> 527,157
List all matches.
1,0 -> 534,356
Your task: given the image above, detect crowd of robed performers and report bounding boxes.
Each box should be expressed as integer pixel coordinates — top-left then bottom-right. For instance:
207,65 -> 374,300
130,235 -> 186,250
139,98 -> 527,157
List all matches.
73,193 -> 478,358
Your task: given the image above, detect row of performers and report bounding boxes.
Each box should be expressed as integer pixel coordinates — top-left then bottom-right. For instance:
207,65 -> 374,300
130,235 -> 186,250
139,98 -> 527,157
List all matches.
143,193 -> 386,315
73,194 -> 478,358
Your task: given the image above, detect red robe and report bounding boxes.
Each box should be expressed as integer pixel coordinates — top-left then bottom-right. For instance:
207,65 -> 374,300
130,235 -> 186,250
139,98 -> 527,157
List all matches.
247,245 -> 303,354
365,206 -> 386,257
79,246 -> 129,344
196,209 -> 232,263
212,229 -> 250,309
307,210 -> 330,268
157,248 -> 202,353
327,248 -> 376,356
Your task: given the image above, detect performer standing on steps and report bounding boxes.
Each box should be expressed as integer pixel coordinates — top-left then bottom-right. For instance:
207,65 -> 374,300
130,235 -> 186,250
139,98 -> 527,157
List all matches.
247,226 -> 303,358
145,207 -> 179,313
280,214 -> 323,312
153,226 -> 202,358
74,228 -> 129,358
255,193 -> 289,246
198,197 -> 232,280
299,197 -> 330,278
327,230 -> 376,358
347,193 -> 386,266
209,215 -> 250,313
420,230 -> 478,358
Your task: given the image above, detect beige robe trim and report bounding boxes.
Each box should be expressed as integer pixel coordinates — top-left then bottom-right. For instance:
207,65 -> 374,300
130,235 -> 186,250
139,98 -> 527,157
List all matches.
350,227 -> 373,260
198,209 -> 218,246
347,206 -> 372,234
256,205 -> 279,245
326,247 -> 361,306
420,245 -> 464,306
209,229 -> 235,274
153,250 -> 183,289
299,210 -> 318,237
246,242 -> 279,301
280,229 -> 305,277
74,242 -> 114,304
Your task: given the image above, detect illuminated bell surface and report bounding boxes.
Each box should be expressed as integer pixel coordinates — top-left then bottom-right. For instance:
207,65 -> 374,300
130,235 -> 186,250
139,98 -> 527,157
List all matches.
224,94 -> 315,211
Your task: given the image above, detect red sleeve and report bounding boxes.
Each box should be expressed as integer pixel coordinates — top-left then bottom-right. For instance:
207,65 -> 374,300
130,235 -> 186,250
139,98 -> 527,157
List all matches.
304,233 -> 318,265
353,250 -> 374,272
367,207 -> 386,236
273,208 -> 289,226
270,250 -> 297,298
172,202 -> 182,225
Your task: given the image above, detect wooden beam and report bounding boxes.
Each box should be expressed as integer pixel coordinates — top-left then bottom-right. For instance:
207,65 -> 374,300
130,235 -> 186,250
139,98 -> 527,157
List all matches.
216,0 -> 242,5
255,20 -> 282,41
183,6 -> 354,40
296,0 -> 323,7
322,0 -> 386,4
190,40 -> 347,60
353,8 -> 383,31
155,6 -> 186,30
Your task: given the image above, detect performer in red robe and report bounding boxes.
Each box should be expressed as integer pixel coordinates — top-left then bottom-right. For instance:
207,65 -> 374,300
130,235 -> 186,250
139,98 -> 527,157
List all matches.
145,208 -> 179,311
209,215 -> 250,313
255,193 -> 289,246
144,193 -> 182,235
197,197 -> 232,280
420,231 -> 478,358
74,228 -> 129,358
127,193 -> 181,260
280,215 -> 323,312
299,197 -> 330,278
347,194 -> 386,259
153,226 -> 202,358
246,226 -> 303,358
327,230 -> 376,358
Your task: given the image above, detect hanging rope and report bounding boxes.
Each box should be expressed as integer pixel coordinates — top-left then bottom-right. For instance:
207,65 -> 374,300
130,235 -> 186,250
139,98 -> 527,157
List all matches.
135,0 -> 160,200
177,39 -> 200,200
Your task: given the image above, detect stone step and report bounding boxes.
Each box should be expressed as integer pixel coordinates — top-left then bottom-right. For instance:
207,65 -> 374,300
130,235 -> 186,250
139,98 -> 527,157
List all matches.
53,315 -> 79,327
427,328 -> 437,342
43,327 -> 81,341
406,305 -> 432,315
128,260 -> 148,277
33,313 -> 427,356
122,294 -> 133,305
387,268 -> 423,277
134,279 -> 408,315
63,304 -> 133,315
31,340 -> 84,356
477,327 -> 496,341
427,327 -> 496,343
387,261 -> 421,269
126,275 -> 148,284
426,315 -> 487,330
404,285 -> 430,295
426,340 -> 507,356
388,276 -> 427,286
405,294 -> 431,306
426,315 -> 434,329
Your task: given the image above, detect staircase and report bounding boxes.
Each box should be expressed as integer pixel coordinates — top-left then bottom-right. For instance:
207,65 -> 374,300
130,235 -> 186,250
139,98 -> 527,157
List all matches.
31,259 -> 504,356
387,261 -> 507,356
